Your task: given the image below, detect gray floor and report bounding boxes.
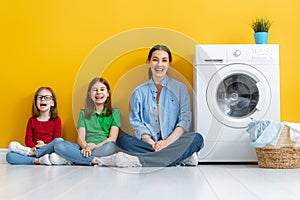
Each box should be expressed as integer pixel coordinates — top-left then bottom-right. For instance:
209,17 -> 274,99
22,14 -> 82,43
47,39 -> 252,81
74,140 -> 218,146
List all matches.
1,163 -> 300,200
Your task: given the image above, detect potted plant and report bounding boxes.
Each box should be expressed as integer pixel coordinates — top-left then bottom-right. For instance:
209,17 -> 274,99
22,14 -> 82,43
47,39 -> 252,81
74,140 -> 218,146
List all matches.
251,17 -> 272,44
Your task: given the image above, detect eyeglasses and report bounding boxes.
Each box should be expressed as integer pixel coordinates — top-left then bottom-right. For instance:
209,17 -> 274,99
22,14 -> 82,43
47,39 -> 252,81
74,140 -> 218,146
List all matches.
36,95 -> 53,101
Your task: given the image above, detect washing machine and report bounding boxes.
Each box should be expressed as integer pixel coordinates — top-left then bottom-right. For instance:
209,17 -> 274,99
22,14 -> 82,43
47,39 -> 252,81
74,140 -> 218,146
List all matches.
194,44 -> 280,162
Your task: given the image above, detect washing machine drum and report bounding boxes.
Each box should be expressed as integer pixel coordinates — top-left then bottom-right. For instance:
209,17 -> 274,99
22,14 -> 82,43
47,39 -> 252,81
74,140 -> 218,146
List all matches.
207,63 -> 271,128
219,74 -> 258,117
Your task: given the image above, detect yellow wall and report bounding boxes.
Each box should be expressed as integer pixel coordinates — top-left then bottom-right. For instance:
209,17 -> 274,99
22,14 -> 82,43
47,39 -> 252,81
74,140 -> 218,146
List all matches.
1,0 -> 299,147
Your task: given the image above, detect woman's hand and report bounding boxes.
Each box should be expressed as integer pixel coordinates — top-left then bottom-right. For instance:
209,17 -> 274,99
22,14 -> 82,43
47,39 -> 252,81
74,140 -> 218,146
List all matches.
153,140 -> 168,151
154,127 -> 184,151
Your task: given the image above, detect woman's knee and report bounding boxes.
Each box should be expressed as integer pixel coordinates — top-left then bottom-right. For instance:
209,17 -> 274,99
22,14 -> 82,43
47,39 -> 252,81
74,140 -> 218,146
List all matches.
194,133 -> 204,150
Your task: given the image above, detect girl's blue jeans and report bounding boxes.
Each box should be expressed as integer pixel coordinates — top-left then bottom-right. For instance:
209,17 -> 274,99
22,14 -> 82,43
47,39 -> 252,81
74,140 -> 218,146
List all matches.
6,138 -> 64,165
54,141 -> 119,165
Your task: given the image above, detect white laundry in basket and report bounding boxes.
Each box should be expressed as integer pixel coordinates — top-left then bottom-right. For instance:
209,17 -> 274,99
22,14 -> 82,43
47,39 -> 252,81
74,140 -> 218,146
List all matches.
284,122 -> 300,141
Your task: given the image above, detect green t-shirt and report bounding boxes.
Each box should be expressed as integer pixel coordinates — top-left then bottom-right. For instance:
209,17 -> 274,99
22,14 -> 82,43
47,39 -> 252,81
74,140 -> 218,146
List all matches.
77,108 -> 121,144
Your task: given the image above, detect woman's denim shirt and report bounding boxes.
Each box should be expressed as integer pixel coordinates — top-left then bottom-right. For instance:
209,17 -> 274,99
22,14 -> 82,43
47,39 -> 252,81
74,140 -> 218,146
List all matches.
129,75 -> 192,142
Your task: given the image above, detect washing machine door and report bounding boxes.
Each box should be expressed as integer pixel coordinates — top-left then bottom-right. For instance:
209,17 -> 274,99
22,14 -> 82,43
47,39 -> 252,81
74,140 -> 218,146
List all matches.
206,63 -> 271,128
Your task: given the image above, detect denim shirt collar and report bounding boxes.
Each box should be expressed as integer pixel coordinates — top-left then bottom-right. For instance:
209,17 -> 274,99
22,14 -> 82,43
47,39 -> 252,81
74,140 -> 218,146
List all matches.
149,75 -> 169,90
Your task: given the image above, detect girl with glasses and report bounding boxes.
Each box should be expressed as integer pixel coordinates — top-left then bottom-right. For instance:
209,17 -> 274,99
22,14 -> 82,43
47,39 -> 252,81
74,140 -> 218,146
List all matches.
6,87 -> 69,165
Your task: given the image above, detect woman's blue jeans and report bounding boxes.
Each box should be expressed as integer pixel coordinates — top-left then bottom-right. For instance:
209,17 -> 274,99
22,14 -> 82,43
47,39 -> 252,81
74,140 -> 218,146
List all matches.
116,132 -> 204,167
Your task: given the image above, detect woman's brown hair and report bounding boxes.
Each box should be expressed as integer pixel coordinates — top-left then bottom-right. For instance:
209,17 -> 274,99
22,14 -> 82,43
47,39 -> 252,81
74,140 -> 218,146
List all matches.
147,44 -> 172,79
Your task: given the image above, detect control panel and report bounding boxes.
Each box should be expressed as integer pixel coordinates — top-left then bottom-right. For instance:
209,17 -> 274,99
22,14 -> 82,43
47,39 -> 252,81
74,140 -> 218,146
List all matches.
227,45 -> 279,64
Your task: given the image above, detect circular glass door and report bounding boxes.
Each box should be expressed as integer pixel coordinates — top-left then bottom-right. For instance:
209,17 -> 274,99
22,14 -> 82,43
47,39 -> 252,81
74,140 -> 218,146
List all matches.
207,63 -> 271,128
217,74 -> 259,118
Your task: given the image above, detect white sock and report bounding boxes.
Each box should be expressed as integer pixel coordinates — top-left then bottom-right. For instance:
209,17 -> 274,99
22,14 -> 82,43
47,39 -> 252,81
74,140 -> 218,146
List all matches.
49,153 -> 72,165
9,141 -> 31,156
39,154 -> 52,165
98,152 -> 141,168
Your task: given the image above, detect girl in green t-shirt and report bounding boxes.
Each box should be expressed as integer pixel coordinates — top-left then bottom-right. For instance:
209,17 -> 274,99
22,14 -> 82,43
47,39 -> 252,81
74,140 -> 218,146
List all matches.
53,77 -> 137,166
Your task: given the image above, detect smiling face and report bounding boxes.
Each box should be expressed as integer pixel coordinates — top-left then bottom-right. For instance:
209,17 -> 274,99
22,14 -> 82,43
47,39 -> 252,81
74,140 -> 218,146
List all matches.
148,50 -> 171,83
90,81 -> 109,106
36,89 -> 54,113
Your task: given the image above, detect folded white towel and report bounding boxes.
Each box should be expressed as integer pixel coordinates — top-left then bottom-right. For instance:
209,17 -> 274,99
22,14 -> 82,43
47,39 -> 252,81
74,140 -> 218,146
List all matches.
283,121 -> 300,141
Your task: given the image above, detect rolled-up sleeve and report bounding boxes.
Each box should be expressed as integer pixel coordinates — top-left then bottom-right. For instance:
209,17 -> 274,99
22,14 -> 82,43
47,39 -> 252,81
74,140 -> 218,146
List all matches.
176,84 -> 192,132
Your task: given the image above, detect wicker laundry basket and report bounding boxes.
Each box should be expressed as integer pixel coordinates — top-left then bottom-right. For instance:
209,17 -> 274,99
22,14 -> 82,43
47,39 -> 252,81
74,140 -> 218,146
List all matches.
255,125 -> 300,168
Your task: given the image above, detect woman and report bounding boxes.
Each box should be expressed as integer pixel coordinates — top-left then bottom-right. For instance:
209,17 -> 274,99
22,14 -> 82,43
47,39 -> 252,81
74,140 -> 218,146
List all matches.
115,44 -> 204,166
